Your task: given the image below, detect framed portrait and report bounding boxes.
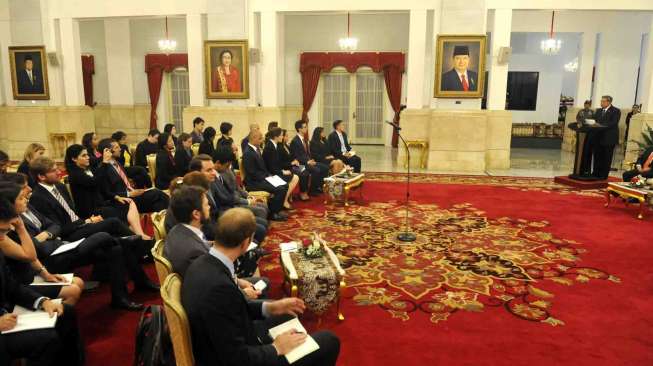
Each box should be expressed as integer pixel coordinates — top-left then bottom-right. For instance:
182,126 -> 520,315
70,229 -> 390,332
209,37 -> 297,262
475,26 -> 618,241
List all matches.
8,45 -> 50,100
204,40 -> 249,99
434,35 -> 487,99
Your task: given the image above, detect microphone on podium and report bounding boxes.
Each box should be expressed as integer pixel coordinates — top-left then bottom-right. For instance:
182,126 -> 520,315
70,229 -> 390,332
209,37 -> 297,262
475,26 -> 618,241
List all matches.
384,120 -> 401,131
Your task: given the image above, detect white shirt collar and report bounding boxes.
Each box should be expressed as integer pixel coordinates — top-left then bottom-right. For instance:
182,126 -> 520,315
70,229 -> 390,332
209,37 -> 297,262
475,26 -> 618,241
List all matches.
182,223 -> 205,242
208,246 -> 235,277
457,70 -> 468,80
39,183 -> 56,193
248,143 -> 259,151
271,140 -> 277,148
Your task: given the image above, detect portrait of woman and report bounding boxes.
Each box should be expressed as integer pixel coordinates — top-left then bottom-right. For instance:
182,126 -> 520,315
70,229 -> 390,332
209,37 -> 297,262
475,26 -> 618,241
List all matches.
204,40 -> 249,99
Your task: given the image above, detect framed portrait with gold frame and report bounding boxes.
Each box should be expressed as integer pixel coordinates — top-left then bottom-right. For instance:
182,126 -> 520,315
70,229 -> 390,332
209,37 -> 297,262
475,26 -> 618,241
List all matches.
434,35 -> 486,99
9,45 -> 50,100
204,40 -> 249,99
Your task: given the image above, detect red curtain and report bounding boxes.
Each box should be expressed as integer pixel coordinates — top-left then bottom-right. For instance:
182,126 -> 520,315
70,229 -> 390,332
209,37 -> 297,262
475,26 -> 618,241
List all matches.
145,53 -> 188,129
81,55 -> 94,107
299,52 -> 405,145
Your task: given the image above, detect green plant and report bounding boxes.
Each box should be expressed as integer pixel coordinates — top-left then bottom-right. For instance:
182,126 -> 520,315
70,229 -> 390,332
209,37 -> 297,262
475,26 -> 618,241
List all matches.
630,126 -> 653,150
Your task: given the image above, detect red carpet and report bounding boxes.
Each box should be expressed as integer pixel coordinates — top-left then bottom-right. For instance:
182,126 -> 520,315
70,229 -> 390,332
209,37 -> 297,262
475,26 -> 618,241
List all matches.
76,175 -> 653,366
553,175 -> 620,189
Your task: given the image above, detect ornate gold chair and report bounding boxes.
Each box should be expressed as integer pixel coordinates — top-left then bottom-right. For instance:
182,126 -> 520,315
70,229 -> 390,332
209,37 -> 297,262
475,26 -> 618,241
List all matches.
146,154 -> 157,184
160,274 -> 195,366
151,210 -> 167,242
191,143 -> 200,156
151,240 -> 173,285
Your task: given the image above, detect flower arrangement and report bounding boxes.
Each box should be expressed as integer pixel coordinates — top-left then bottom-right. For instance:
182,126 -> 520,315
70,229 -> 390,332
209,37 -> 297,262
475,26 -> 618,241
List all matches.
630,175 -> 646,188
302,232 -> 325,259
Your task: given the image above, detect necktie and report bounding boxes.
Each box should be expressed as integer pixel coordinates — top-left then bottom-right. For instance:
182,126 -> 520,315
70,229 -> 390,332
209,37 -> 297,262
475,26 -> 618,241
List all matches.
23,211 -> 42,230
461,75 -> 469,91
256,147 -> 262,156
112,162 -> 133,191
52,188 -> 79,222
643,152 -> 653,170
28,71 -> 33,84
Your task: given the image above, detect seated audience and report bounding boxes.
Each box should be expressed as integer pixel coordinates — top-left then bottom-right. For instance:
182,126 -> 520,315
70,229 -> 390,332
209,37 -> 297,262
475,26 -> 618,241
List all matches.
155,132 -> 178,190
310,127 -> 336,166
219,160 -> 270,219
112,130 -> 151,188
0,150 -> 9,174
263,128 -> 300,208
198,126 -> 217,157
163,123 -> 178,146
174,132 -> 193,176
134,128 -> 160,168
217,121 -> 239,167
0,213 -> 84,366
64,144 -> 151,240
181,208 -> 340,366
241,123 -> 261,152
111,130 -> 132,166
266,121 -> 279,136
18,143 -> 45,187
164,172 -> 214,239
81,132 -> 102,169
280,129 -> 310,201
623,146 -> 653,182
95,138 -> 169,214
242,130 -> 288,221
290,120 -> 328,195
328,119 -> 362,173
191,117 -> 205,144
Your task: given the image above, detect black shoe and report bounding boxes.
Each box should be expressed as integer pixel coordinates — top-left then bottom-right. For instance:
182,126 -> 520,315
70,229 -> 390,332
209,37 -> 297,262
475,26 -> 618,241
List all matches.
135,280 -> 160,292
119,235 -> 142,242
110,298 -> 144,311
270,213 -> 288,222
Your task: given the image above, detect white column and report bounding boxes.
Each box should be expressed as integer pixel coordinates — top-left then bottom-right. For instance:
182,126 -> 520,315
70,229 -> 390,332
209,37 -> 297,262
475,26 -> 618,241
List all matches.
260,11 -> 281,107
186,14 -> 204,106
487,8 -> 512,110
574,32 -> 597,107
406,9 -> 428,109
104,19 -> 134,105
39,0 -> 63,106
640,21 -> 653,113
59,18 -> 84,106
0,0 -> 12,106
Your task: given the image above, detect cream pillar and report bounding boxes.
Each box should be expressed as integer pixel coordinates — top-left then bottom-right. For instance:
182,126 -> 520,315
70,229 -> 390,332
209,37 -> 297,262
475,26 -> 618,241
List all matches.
640,20 -> 653,113
59,18 -> 85,106
39,0 -> 63,106
574,32 -> 597,107
406,9 -> 428,109
487,8 -> 511,111
104,19 -> 134,105
186,14 -> 204,107
0,0 -> 12,106
260,11 -> 282,107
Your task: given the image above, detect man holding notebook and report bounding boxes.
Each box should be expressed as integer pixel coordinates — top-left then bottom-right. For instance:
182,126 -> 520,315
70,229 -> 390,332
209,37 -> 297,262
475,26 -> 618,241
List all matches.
182,208 -> 340,366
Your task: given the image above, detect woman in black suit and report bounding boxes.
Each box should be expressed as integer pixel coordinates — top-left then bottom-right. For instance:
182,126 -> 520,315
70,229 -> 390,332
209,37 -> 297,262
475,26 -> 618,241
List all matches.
174,133 -> 193,176
17,143 -> 45,188
198,126 -> 217,156
164,123 -> 178,146
82,132 -> 102,169
111,131 -> 132,166
310,127 -> 335,165
279,129 -> 310,201
155,133 -> 178,190
262,128 -> 299,209
217,122 -> 238,167
64,144 -> 152,240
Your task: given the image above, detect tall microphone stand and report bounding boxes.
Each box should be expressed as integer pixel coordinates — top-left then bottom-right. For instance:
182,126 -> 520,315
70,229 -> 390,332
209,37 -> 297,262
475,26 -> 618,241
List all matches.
387,120 -> 416,242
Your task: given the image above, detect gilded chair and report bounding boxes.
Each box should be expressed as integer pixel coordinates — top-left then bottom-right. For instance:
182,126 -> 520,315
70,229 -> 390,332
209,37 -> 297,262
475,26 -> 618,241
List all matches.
151,240 -> 173,285
191,143 -> 200,156
151,209 -> 167,242
146,153 -> 157,184
160,274 -> 195,366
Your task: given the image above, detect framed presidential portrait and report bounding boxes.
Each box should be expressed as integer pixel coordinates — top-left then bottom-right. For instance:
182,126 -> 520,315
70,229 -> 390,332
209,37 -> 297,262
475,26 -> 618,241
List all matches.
204,40 -> 249,99
434,35 -> 486,99
8,45 -> 50,100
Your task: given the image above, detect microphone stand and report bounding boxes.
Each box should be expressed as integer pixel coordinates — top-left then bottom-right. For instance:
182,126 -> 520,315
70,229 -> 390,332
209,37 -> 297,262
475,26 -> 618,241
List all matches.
388,120 -> 416,242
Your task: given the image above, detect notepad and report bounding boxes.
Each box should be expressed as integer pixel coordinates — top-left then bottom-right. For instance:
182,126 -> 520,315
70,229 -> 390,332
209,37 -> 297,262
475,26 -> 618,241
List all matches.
12,299 -> 62,316
30,273 -> 74,286
50,238 -> 85,256
265,175 -> 287,187
5,299 -> 61,335
268,317 -> 320,364
253,280 -> 267,292
280,242 -> 299,252
584,119 -> 596,125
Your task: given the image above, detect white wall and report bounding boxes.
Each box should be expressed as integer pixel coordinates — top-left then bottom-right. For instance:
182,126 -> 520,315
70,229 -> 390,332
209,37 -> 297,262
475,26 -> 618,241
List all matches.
129,17 -> 187,104
79,20 -> 109,105
9,0 -> 42,45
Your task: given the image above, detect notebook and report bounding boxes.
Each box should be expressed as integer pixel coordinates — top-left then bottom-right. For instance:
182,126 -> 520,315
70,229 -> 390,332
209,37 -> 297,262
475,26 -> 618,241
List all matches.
50,238 -> 85,256
265,175 -> 287,187
268,317 -> 320,364
30,273 -> 74,286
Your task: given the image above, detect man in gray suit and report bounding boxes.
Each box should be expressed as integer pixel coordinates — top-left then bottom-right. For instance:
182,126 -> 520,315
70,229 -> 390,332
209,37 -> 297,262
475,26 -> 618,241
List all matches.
164,185 -> 268,299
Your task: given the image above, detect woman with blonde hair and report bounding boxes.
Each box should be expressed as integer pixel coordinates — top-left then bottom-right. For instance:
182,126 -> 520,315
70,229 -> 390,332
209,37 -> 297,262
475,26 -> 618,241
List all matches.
17,143 -> 45,187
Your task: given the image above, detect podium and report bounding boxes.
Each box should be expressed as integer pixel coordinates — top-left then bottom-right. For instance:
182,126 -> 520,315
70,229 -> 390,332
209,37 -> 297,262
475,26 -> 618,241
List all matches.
567,122 -> 606,181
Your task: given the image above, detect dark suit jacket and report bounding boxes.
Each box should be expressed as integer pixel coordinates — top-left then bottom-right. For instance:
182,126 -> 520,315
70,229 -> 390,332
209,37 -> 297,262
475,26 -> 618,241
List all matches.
210,177 -> 238,214
242,145 -> 270,187
94,161 -> 130,200
327,131 -> 352,160
17,68 -> 44,94
181,254 -> 276,366
0,252 -> 41,312
29,183 -> 87,238
217,136 -> 234,149
21,206 -> 63,260
17,160 -> 36,188
198,139 -> 215,157
594,106 -> 622,146
163,224 -> 209,277
67,165 -> 107,219
155,150 -> 177,190
441,69 -> 478,91
289,135 -> 311,165
262,140 -> 283,176
310,139 -> 333,164
135,140 -> 158,168
174,148 -> 193,176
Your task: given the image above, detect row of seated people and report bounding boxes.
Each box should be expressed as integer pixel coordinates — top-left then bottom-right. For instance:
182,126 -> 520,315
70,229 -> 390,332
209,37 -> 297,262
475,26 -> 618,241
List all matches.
160,175 -> 340,365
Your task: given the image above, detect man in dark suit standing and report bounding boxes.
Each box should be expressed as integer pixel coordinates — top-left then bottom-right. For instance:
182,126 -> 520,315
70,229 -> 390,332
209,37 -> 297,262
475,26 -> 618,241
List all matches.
440,45 -> 478,92
182,208 -> 340,366
592,95 -> 621,179
242,131 -> 288,221
290,120 -> 328,194
16,55 -> 44,94
327,120 -> 362,173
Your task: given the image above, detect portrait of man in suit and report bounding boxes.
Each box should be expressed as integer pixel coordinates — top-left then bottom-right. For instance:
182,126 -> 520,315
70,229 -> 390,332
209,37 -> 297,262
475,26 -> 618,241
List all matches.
434,35 -> 486,98
9,46 -> 50,100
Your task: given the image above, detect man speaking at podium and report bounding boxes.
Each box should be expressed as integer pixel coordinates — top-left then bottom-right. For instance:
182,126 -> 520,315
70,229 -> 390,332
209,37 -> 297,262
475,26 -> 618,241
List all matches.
591,95 -> 621,180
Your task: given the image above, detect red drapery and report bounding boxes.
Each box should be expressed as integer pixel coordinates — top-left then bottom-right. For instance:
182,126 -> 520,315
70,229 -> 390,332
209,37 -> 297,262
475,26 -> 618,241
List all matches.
145,53 -> 188,129
81,55 -> 94,107
299,52 -> 405,147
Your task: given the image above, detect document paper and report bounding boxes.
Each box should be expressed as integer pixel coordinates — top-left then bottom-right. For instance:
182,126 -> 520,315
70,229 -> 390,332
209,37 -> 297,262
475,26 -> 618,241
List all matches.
268,317 -> 320,363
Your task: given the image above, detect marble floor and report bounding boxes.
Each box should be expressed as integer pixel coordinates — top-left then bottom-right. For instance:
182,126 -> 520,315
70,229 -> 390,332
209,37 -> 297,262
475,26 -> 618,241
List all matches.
355,145 -> 627,178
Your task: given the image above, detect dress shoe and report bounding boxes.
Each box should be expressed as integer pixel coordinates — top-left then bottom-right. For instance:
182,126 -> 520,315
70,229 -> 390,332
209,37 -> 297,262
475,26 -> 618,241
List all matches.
111,298 -> 144,311
135,280 -> 160,292
119,235 -> 142,242
270,213 -> 288,222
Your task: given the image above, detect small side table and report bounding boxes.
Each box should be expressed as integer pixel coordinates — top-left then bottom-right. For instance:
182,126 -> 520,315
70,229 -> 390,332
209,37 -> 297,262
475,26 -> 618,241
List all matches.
323,172 -> 365,207
605,182 -> 651,219
404,140 -> 428,169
